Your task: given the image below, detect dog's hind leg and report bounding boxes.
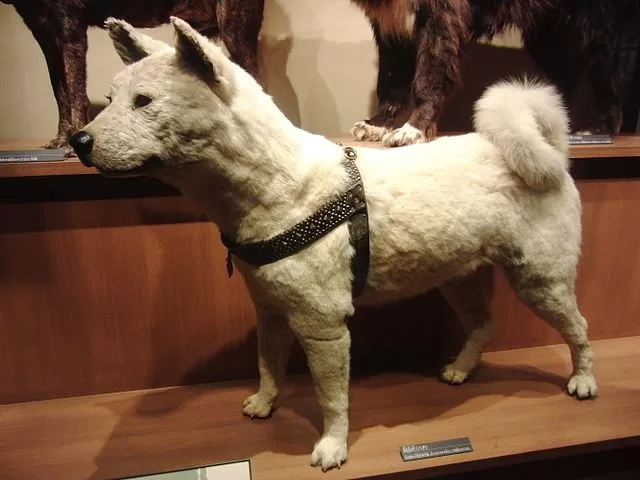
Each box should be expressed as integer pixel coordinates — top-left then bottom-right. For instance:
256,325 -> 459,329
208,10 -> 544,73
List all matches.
243,309 -> 294,418
438,269 -> 493,385
505,265 -> 597,399
217,0 -> 264,85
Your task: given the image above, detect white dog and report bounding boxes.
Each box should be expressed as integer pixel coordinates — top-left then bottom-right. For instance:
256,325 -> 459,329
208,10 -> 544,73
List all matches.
70,17 -> 598,472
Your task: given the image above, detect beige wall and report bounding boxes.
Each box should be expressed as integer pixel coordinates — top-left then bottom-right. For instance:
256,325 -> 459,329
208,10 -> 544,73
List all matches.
0,0 -> 524,143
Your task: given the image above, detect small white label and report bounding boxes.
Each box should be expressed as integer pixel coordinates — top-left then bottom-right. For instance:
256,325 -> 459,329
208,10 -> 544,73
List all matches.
401,437 -> 473,462
123,460 -> 251,480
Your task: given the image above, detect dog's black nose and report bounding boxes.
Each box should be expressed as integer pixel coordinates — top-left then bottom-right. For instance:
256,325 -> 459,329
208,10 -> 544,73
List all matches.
69,130 -> 94,166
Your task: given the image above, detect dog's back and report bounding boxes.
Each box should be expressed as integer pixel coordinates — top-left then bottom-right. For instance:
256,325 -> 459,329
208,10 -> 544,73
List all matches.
355,79 -> 577,304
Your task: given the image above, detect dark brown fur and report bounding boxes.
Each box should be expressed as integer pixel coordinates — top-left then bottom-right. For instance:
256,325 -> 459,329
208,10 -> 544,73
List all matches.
352,0 -> 640,142
3,0 -> 265,152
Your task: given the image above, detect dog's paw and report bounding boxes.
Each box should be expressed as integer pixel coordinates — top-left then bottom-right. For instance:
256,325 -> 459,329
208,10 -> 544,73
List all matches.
440,363 -> 471,385
242,392 -> 274,418
574,128 -> 615,136
382,123 -> 427,147
44,135 -> 69,150
567,373 -> 598,399
311,435 -> 348,472
43,135 -> 77,158
350,121 -> 390,141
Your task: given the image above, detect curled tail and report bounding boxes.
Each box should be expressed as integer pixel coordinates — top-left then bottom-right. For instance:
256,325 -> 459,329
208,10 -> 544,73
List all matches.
473,78 -> 570,191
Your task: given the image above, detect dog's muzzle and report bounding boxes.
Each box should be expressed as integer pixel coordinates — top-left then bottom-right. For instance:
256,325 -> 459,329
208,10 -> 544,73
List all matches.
70,130 -> 94,166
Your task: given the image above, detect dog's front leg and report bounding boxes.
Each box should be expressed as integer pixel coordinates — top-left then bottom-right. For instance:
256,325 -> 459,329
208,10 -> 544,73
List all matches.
292,315 -> 351,471
243,310 -> 294,418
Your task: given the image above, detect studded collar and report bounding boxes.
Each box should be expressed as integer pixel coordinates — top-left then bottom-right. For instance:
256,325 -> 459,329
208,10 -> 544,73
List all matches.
221,146 -> 371,298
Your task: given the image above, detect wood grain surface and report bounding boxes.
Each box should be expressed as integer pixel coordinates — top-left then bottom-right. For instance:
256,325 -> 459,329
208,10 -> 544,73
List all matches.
1,337 -> 638,480
1,177 -> 639,403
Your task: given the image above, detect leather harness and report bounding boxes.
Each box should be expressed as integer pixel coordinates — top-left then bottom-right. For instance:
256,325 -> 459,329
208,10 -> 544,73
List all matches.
221,146 -> 370,298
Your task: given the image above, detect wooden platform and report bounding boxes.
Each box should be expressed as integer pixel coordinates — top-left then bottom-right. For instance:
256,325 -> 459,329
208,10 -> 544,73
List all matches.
334,134 -> 640,160
2,135 -> 640,178
1,337 -> 639,480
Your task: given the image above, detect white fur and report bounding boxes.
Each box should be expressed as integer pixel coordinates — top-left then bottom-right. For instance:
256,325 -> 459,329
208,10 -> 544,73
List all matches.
79,18 -> 598,472
473,78 -> 570,191
382,123 -> 426,147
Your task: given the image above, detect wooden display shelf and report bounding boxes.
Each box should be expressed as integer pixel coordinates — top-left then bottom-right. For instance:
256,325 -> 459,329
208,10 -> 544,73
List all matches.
334,134 -> 640,159
2,135 -> 640,179
0,140 -> 96,177
2,336 -> 639,480
567,135 -> 640,159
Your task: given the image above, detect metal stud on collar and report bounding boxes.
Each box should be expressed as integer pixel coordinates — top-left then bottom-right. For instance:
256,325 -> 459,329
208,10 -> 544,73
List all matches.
221,146 -> 366,273
344,146 -> 357,161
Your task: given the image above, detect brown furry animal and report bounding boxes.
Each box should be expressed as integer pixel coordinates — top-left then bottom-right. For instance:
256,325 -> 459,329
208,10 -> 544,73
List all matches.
2,0 -> 265,153
350,0 -> 640,147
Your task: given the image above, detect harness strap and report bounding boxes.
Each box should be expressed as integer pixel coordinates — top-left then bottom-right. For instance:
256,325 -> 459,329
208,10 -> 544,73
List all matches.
221,146 -> 370,298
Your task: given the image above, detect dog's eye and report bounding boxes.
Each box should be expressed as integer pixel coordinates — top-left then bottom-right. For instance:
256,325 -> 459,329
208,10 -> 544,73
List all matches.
133,94 -> 153,109
105,95 -> 112,104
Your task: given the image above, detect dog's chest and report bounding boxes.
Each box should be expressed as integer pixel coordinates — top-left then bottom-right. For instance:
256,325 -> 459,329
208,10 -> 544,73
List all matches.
352,0 -> 416,37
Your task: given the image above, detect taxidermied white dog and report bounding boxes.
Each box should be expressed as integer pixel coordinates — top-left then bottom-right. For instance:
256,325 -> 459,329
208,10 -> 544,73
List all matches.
70,17 -> 598,472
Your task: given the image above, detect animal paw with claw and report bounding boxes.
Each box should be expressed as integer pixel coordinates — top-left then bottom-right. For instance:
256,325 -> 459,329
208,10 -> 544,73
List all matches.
440,363 -> 473,385
382,123 -> 427,147
567,373 -> 598,399
44,135 -> 75,157
310,435 -> 348,472
242,392 -> 274,418
350,121 -> 391,141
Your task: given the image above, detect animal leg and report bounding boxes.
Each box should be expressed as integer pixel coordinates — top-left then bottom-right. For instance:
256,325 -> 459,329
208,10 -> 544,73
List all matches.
438,269 -> 493,384
581,38 -> 623,135
243,309 -> 294,418
383,2 -> 471,147
14,4 -> 89,153
217,0 -> 264,85
524,24 -> 583,111
506,266 -> 597,399
351,24 -> 415,142
290,312 -> 351,471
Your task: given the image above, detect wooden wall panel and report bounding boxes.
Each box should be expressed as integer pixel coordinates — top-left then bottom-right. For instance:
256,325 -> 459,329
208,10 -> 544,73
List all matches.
1,178 -> 638,404
0,196 -> 448,404
489,179 -> 640,351
0,198 -> 257,404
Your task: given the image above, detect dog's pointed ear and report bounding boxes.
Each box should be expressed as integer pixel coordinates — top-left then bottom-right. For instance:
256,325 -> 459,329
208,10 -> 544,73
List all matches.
105,17 -> 171,65
170,16 -> 225,84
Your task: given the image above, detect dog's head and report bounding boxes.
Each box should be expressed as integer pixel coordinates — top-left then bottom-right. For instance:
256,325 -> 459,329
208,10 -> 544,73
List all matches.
71,17 -> 257,178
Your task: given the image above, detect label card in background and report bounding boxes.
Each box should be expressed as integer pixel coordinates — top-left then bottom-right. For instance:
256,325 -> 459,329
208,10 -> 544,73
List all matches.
401,437 -> 473,462
568,134 -> 613,145
120,460 -> 251,480
0,149 -> 65,163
